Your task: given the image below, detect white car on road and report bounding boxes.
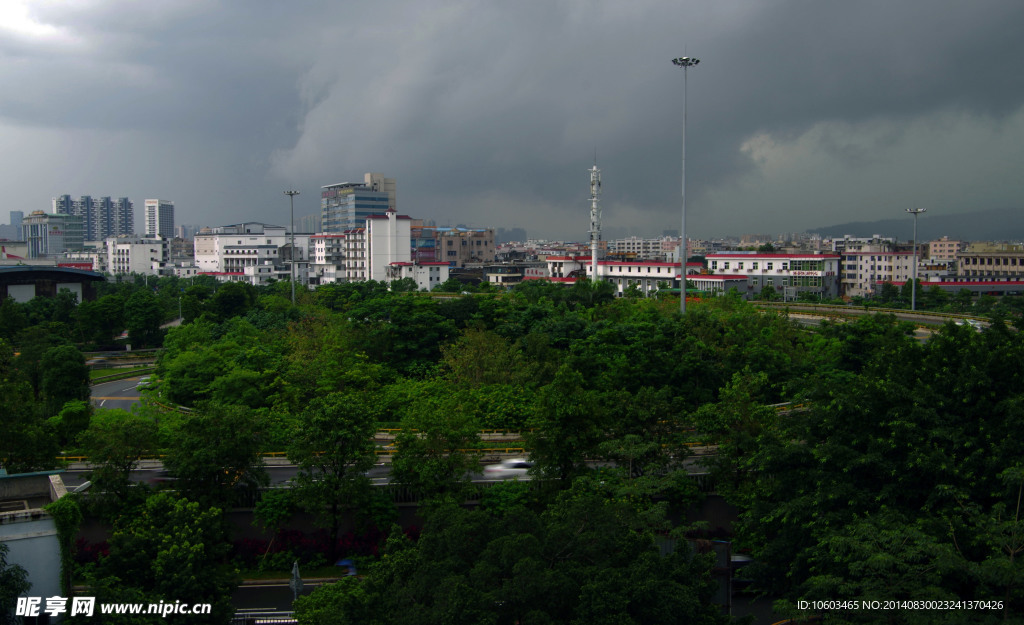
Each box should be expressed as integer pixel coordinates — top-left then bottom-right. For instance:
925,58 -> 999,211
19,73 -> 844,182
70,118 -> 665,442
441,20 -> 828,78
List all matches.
483,458 -> 534,480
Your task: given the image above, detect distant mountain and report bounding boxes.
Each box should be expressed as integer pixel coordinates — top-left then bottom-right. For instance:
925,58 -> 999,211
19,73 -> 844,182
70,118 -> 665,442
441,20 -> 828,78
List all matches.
808,207 -> 1024,242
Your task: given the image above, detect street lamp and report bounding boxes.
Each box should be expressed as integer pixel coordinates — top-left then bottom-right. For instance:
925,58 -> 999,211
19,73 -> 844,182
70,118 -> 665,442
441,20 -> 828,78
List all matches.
906,207 -> 926,311
673,56 -> 699,314
285,190 -> 300,305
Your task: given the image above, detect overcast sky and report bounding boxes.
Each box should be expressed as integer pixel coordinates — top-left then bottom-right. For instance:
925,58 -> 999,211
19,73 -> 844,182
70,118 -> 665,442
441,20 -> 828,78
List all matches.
3,0 -> 1023,240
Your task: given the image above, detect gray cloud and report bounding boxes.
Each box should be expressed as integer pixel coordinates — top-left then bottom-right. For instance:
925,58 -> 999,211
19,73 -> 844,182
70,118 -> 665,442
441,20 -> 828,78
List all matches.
2,0 -> 1022,239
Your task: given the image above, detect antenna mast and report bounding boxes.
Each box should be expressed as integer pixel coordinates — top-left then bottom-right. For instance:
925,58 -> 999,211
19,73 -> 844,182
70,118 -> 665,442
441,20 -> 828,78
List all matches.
588,158 -> 602,285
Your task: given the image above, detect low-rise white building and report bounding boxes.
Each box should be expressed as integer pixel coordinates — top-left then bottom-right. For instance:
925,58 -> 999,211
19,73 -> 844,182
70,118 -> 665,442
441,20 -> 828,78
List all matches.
538,256 -> 703,297
385,261 -> 450,290
707,252 -> 841,299
194,223 -> 310,286
105,235 -> 169,276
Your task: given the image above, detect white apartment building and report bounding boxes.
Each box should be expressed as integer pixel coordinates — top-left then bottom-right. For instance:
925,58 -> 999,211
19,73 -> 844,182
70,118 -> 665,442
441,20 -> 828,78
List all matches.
104,235 -> 169,275
366,210 -> 412,281
340,228 -> 368,281
707,252 -> 841,299
319,209 -> 415,285
310,233 -> 347,284
144,199 -> 175,239
838,251 -> 915,297
385,262 -> 450,290
607,236 -> 679,261
194,223 -> 310,285
829,234 -> 896,254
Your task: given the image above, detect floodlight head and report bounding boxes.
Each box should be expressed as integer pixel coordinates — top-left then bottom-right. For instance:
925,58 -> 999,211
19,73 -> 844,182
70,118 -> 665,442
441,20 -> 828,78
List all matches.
906,207 -> 927,215
672,57 -> 700,67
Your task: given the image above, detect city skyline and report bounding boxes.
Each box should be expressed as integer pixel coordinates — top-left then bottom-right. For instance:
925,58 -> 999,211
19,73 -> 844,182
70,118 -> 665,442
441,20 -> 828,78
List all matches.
1,1 -> 1023,240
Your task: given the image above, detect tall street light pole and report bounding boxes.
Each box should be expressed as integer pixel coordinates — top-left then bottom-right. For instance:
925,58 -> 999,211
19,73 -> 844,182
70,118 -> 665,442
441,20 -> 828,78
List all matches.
285,190 -> 300,305
673,56 -> 699,315
906,207 -> 926,311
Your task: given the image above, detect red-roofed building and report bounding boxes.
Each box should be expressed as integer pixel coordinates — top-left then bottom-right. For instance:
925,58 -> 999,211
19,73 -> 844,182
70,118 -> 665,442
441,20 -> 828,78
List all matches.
706,252 -> 841,299
538,256 -> 704,297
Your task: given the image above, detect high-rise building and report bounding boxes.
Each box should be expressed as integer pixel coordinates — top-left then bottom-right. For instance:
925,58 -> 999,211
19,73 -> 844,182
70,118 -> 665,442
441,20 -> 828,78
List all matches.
321,174 -> 394,232
21,211 -> 85,257
52,195 -> 133,240
145,199 -> 174,238
364,172 -> 396,208
52,195 -> 74,215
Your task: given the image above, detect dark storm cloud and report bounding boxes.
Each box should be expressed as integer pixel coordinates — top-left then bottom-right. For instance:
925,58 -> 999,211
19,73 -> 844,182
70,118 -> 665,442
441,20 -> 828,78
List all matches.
2,0 -> 1023,238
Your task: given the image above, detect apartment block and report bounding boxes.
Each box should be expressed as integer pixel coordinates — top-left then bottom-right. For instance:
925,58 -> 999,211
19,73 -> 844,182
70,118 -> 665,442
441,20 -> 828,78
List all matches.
956,244 -> 1024,282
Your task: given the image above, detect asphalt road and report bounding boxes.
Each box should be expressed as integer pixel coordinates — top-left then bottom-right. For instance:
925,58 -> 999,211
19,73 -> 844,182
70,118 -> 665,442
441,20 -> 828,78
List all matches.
90,376 -> 148,411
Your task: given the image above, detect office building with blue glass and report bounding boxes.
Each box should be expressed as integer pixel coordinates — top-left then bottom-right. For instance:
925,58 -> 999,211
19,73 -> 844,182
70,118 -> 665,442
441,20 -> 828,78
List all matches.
321,173 -> 395,233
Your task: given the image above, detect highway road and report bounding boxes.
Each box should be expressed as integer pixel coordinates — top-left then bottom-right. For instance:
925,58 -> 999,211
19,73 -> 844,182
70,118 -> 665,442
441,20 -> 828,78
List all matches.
90,376 -> 149,411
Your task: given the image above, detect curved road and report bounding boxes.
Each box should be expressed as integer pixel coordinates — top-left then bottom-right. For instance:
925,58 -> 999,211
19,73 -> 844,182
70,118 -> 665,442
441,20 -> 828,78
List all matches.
90,375 -> 148,412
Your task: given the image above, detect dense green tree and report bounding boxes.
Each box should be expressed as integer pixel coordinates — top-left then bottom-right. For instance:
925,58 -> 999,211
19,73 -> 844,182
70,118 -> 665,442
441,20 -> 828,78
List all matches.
163,403 -> 269,508
206,281 -> 257,322
899,278 -> 924,306
0,296 -> 27,341
288,392 -> 381,558
758,285 -> 780,301
439,328 -> 534,387
526,365 -> 610,481
391,385 -> 484,501
297,482 -> 730,625
877,281 -> 902,305
78,409 -> 158,505
566,277 -> 616,308
345,294 -> 456,375
124,289 -> 164,347
0,338 -> 58,472
158,345 -> 228,406
40,344 -> 90,416
51,288 -> 79,326
47,399 -> 92,448
83,494 -> 237,624
433,277 -> 466,293
75,293 -> 125,345
11,325 -> 70,399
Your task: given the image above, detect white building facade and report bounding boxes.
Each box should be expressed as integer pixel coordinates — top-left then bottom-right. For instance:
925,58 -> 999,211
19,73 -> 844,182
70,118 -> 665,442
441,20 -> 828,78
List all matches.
838,251 -> 916,298
193,223 -> 310,285
144,199 -> 175,238
540,256 -> 703,297
707,252 -> 841,299
105,235 -> 169,276
366,210 -> 412,282
385,261 -> 450,290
